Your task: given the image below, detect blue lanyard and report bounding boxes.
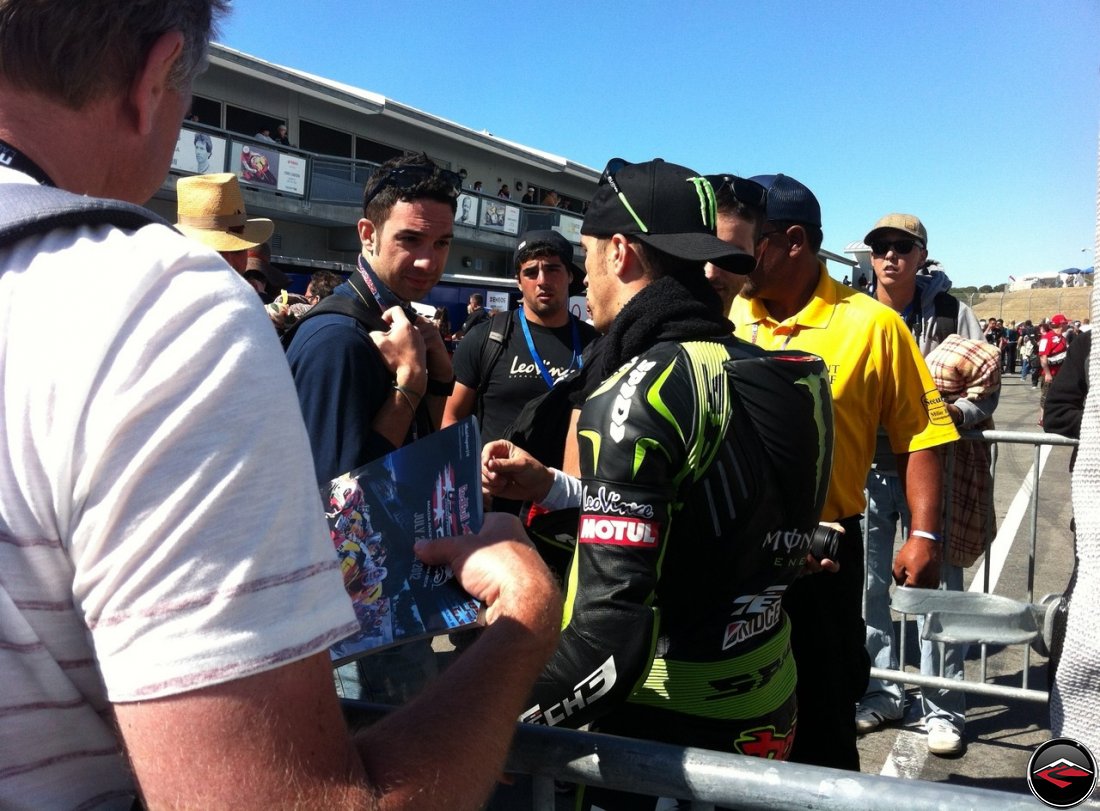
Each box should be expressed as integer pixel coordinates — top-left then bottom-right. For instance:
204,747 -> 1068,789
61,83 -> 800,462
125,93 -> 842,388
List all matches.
518,309 -> 582,389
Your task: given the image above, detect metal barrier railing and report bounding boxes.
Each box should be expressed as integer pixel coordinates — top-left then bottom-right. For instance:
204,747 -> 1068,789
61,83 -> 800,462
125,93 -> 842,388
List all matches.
872,428 -> 1078,706
342,700 -> 1080,809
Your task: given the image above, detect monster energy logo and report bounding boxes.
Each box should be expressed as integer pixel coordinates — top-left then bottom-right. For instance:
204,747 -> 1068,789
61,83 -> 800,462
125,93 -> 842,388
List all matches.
794,372 -> 830,495
688,176 -> 718,230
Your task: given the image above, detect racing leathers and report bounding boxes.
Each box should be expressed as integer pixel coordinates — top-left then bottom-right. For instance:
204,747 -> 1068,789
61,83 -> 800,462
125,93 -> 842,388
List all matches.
521,336 -> 833,758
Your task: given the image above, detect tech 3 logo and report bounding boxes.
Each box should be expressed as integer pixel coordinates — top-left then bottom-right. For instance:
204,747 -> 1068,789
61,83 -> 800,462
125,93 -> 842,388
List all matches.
520,657 -> 617,726
1027,737 -> 1097,808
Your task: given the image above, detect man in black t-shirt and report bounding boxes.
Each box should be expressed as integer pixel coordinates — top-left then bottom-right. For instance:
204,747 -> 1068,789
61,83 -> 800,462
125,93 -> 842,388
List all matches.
457,293 -> 489,337
985,318 -> 1005,347
444,229 -> 598,444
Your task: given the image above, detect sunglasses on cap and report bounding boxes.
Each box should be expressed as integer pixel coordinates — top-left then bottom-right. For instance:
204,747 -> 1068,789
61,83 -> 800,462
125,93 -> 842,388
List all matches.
363,161 -> 462,209
704,174 -> 767,210
869,239 -> 923,257
599,157 -> 650,233
599,158 -> 722,235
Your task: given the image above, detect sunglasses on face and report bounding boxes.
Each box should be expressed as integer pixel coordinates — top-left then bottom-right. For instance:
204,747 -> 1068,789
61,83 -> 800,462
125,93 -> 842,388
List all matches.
705,174 -> 768,210
363,162 -> 462,209
869,239 -> 922,257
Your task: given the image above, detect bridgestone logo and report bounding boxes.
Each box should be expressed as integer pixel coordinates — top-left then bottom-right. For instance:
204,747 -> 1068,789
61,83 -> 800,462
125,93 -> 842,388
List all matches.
578,515 -> 659,546
723,600 -> 783,650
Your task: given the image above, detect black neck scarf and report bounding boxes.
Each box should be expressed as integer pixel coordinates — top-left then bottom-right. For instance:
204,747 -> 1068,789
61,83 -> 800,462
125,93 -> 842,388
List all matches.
602,271 -> 733,377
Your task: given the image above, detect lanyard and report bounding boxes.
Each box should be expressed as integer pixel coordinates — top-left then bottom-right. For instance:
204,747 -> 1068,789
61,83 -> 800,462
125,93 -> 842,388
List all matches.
356,254 -> 416,319
353,257 -> 421,439
0,138 -> 55,187
518,309 -> 582,389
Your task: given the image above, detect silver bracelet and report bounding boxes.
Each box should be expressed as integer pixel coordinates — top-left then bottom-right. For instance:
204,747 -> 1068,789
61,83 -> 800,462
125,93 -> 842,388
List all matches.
393,385 -> 420,416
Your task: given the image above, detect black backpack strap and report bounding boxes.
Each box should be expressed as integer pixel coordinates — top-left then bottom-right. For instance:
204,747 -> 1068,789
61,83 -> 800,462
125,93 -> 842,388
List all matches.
932,292 -> 960,344
281,292 -> 379,350
474,311 -> 514,419
0,183 -> 166,250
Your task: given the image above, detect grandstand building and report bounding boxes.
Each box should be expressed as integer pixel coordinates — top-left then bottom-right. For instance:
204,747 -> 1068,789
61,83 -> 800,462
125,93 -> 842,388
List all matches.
148,43 -> 601,316
150,44 -> 855,318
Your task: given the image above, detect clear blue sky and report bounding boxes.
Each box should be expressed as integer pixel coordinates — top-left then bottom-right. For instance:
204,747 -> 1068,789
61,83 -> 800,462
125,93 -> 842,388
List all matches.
217,0 -> 1099,289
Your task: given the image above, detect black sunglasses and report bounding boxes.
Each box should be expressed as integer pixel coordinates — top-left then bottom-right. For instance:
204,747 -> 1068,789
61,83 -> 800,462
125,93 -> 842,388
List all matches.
363,162 -> 462,209
705,174 -> 767,210
869,239 -> 922,257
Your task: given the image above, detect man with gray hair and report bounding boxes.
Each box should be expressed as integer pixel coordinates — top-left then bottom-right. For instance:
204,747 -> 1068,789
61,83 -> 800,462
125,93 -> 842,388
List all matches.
0,2 -> 560,808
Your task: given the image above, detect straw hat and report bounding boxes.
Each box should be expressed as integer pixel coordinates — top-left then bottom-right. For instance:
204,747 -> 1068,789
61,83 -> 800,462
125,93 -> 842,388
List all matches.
175,173 -> 274,252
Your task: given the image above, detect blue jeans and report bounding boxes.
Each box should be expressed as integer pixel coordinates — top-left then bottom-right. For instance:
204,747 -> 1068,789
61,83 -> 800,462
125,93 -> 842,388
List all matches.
863,471 -> 966,730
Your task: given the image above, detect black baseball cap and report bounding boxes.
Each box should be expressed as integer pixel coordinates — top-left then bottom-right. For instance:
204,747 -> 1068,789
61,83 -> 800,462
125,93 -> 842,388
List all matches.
750,174 -> 821,228
513,229 -> 582,275
514,229 -> 586,296
581,158 -> 755,274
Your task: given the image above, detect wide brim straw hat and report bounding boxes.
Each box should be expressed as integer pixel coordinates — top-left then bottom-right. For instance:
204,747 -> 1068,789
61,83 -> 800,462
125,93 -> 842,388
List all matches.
175,173 -> 274,252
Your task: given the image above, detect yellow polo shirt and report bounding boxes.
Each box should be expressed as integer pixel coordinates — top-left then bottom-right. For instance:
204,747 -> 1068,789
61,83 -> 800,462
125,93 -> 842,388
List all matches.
729,264 -> 958,520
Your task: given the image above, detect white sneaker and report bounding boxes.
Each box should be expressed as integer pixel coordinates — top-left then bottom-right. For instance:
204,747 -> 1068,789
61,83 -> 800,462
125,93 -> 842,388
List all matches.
925,718 -> 964,756
855,706 -> 902,734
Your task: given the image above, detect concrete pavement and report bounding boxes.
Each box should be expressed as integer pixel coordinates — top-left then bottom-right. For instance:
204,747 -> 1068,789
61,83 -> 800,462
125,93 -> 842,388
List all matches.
855,371 -> 1084,802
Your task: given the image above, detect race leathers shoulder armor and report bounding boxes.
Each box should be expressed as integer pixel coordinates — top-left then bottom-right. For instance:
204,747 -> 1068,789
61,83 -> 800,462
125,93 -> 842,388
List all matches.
521,337 -> 834,731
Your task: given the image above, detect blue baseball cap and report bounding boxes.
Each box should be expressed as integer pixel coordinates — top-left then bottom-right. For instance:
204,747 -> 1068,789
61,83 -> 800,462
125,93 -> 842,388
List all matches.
750,174 -> 821,228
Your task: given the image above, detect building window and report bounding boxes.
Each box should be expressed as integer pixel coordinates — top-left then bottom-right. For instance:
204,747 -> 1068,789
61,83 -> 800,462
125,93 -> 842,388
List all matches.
300,120 -> 352,157
189,95 -> 221,127
225,105 -> 283,139
355,136 -> 403,165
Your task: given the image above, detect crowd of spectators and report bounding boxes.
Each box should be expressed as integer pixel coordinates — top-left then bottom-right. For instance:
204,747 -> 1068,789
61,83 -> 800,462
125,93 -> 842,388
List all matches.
973,315 -> 1089,425
253,122 -> 292,145
165,20 -> 1095,789
169,137 -> 1094,794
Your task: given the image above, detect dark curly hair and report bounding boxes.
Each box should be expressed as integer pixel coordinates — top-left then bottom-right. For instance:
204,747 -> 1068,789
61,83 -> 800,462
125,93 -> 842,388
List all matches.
363,152 -> 459,226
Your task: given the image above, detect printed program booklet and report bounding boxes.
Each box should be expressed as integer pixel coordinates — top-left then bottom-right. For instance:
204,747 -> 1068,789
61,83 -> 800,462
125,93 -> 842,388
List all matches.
325,416 -> 484,665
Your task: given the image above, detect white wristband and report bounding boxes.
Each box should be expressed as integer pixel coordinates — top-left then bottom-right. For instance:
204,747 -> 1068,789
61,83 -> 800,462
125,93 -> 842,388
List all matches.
911,529 -> 943,543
